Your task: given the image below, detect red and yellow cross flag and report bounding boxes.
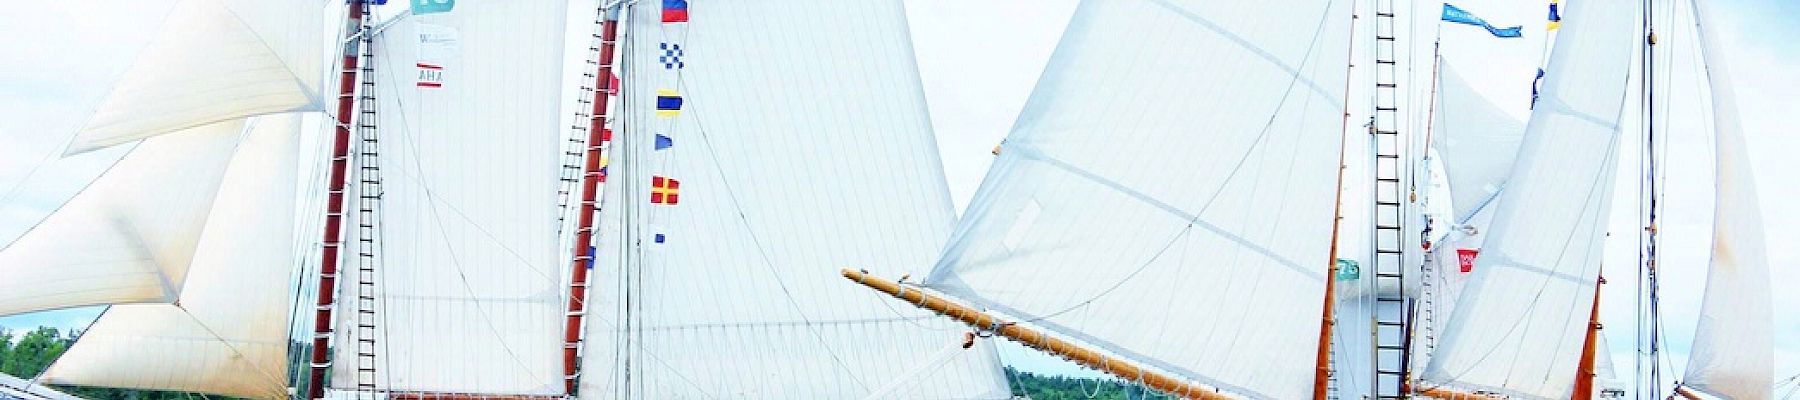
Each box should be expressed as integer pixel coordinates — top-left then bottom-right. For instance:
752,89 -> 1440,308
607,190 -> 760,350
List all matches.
651,176 -> 681,205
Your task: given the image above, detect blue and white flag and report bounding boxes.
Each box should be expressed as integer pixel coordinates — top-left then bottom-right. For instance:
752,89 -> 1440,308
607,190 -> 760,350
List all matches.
1442,4 -> 1523,38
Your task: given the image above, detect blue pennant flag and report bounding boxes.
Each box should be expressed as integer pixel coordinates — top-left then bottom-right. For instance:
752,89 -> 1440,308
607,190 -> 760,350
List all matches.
1531,68 -> 1546,109
1442,4 -> 1523,38
653,233 -> 667,244
654,134 -> 674,150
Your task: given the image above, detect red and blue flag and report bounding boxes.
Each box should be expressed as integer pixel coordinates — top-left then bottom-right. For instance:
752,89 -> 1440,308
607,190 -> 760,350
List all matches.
662,0 -> 688,23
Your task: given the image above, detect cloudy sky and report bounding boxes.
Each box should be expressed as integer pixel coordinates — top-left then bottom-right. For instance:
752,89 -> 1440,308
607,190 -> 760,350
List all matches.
1,0 -> 1795,396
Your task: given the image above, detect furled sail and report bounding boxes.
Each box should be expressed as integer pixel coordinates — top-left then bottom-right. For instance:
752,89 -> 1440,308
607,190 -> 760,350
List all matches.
1418,0 -> 1639,397
1679,0 -> 1773,397
38,114 -> 305,399
578,1 -> 1010,398
1430,63 -> 1526,223
327,1 -> 571,395
0,120 -> 248,317
64,0 -> 331,154
920,0 -> 1352,397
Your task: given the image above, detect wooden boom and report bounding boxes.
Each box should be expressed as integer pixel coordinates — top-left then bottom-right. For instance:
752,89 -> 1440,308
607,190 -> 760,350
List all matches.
1414,386 -> 1507,400
841,269 -> 1229,400
1671,385 -> 1705,400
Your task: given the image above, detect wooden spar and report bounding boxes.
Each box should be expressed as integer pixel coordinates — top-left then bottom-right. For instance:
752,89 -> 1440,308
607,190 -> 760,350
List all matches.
1399,40 -> 1445,398
1671,385 -> 1705,400
562,9 -> 621,394
1314,0 -> 1359,397
308,2 -> 366,399
1414,386 -> 1507,400
840,269 -> 1229,400
1571,277 -> 1604,400
388,393 -> 558,400
1312,259 -> 1339,400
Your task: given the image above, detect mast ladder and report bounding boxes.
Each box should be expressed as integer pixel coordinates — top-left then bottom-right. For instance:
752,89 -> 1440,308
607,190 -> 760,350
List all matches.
561,3 -> 623,394
349,3 -> 384,393
308,1 -> 371,398
1369,0 -> 1411,397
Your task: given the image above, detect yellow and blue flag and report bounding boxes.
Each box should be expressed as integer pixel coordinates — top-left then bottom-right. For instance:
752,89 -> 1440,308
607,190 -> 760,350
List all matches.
1442,3 -> 1522,38
656,89 -> 683,118
1547,0 -> 1562,31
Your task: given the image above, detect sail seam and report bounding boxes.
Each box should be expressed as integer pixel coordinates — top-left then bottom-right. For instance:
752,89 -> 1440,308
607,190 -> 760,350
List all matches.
1006,144 -> 1320,279
1142,0 -> 1342,105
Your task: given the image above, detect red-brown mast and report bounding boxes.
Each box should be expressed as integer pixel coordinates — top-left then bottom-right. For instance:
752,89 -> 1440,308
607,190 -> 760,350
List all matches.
308,1 -> 367,399
562,8 -> 622,395
1572,276 -> 1605,400
1313,1 -> 1360,397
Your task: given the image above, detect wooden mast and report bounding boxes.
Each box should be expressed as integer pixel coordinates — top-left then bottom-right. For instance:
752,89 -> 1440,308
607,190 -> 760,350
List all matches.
562,5 -> 622,394
1314,0 -> 1360,397
841,269 -> 1229,400
307,2 -> 367,398
1399,39 -> 1444,398
1572,277 -> 1604,400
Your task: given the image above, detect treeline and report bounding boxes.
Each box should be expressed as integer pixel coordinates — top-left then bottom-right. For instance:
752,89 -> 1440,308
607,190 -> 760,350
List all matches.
0,327 -> 243,400
1006,366 -> 1166,400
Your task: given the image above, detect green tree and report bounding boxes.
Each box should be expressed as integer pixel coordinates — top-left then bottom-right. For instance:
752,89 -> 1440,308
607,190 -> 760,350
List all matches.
1005,366 -> 1162,400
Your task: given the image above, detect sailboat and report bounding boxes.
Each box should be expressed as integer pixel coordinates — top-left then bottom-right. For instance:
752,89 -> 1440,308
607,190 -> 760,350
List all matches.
1669,1 -> 1773,399
850,0 -> 1779,399
0,0 -> 1008,399
0,0 -> 1780,399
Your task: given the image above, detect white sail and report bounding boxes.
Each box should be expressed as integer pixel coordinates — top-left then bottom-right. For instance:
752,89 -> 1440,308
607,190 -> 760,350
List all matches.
1679,0 -> 1773,397
0,120 -> 248,317
920,0 -> 1352,398
64,0 -> 331,154
328,1 -> 571,395
39,114 -> 304,400
1430,62 -> 1526,223
1418,0 -> 1639,397
578,1 -> 1010,398
1593,331 -> 1625,398
1410,61 -> 1525,372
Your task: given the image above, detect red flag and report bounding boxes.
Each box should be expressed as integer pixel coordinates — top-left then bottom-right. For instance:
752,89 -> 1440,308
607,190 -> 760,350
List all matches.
651,176 -> 681,205
1456,248 -> 1480,273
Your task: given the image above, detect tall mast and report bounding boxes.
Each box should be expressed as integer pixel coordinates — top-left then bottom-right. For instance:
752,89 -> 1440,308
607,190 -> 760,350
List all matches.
307,1 -> 368,399
562,4 -> 622,395
1314,0 -> 1360,396
1402,39 -> 1443,397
